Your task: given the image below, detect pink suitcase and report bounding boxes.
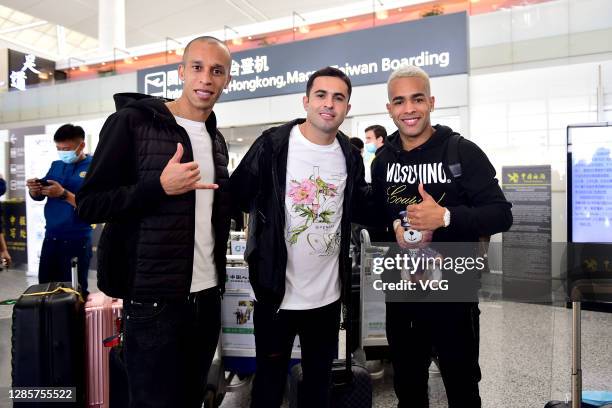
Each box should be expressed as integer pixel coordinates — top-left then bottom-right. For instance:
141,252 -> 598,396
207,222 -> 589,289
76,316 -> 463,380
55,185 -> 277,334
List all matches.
85,292 -> 123,408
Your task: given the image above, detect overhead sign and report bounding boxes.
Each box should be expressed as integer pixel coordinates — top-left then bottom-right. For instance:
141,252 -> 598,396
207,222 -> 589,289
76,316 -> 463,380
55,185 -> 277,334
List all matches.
137,12 -> 468,101
8,49 -> 55,91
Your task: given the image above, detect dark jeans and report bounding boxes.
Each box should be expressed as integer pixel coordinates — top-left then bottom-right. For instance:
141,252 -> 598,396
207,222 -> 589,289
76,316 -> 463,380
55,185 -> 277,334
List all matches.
123,287 -> 221,408
251,300 -> 341,408
386,302 -> 481,408
38,236 -> 92,296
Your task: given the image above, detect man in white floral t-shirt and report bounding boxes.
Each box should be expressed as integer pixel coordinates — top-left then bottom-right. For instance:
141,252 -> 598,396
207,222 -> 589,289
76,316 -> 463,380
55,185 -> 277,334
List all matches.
230,66 -> 370,408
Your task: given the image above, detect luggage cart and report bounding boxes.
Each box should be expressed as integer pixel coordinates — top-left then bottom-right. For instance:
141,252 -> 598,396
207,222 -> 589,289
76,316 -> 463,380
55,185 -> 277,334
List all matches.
359,229 -> 389,350
358,229 -> 441,380
204,254 -> 302,407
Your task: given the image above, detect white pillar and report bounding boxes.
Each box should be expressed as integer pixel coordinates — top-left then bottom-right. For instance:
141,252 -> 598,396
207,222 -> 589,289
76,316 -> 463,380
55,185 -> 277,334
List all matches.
98,0 -> 126,53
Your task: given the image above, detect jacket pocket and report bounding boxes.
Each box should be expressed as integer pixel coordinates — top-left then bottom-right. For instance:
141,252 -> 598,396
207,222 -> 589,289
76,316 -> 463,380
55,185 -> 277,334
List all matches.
125,300 -> 167,322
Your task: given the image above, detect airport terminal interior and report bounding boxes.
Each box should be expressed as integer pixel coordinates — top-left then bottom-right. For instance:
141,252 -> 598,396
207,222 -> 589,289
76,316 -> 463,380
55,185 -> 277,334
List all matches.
0,0 -> 611,407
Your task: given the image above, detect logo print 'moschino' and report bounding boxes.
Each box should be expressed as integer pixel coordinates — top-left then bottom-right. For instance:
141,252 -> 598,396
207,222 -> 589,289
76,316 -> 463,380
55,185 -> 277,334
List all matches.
386,162 -> 449,184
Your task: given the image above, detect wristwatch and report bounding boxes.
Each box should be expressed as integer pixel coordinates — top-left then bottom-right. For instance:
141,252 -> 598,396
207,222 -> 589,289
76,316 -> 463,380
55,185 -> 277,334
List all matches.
442,208 -> 451,227
59,189 -> 68,200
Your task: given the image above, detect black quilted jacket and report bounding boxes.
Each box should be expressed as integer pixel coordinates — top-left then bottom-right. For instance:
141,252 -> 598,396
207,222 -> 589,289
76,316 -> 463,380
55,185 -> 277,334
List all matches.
76,93 -> 231,300
229,119 -> 371,310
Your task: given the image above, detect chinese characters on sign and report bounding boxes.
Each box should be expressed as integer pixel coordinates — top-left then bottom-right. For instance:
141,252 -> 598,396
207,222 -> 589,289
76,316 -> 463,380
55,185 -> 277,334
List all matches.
10,54 -> 41,91
230,56 -> 270,77
7,50 -> 57,92
2,201 -> 27,265
138,12 -> 468,102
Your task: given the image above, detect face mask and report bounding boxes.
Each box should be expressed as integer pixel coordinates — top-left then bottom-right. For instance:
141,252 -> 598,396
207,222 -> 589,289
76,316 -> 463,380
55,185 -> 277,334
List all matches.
365,143 -> 377,154
58,150 -> 78,164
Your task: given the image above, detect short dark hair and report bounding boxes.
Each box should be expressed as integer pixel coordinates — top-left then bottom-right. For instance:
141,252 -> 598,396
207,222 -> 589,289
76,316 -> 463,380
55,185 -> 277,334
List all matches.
306,66 -> 352,100
365,124 -> 387,142
54,124 -> 85,142
350,137 -> 364,150
181,36 -> 230,65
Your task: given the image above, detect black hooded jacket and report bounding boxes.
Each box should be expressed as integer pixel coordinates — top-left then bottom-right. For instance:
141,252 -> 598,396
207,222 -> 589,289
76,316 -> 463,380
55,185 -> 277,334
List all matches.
76,93 -> 231,300
371,125 -> 512,241
229,119 -> 370,310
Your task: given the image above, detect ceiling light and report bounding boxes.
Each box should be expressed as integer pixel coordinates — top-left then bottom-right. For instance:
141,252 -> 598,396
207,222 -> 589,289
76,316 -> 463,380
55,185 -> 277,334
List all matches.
101,62 -> 106,65
123,57 -> 134,64
376,9 -> 389,19
175,48 -> 184,56
78,65 -> 89,72
224,25 -> 241,45
248,36 -> 252,40
236,138 -> 244,142
298,25 -> 310,34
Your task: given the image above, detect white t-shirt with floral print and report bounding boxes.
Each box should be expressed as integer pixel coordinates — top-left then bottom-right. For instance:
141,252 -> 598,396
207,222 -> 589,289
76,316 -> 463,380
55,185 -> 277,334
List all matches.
280,125 -> 347,310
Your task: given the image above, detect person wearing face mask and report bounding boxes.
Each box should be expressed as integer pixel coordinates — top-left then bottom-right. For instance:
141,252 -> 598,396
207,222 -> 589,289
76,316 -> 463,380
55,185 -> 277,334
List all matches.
26,124 -> 93,295
364,124 -> 387,155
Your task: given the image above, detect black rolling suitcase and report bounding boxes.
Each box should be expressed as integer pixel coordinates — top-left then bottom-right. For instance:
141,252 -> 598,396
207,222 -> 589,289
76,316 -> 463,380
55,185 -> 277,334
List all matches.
288,297 -> 372,408
11,258 -> 86,407
109,345 -> 129,408
545,279 -> 612,408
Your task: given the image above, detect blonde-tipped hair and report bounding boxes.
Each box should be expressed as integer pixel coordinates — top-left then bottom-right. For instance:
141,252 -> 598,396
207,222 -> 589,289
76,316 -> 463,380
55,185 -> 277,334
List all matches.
387,65 -> 431,96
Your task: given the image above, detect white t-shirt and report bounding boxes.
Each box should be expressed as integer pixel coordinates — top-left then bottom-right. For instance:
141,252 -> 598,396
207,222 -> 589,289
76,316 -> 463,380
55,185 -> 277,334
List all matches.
174,116 -> 217,293
280,125 -> 347,310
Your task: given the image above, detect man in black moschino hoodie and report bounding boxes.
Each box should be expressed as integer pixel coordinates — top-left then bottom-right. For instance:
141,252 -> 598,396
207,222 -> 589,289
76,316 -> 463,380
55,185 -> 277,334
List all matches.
371,65 -> 512,407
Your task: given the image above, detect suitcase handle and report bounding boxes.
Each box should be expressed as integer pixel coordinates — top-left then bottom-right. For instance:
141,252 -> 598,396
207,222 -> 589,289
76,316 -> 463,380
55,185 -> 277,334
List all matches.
20,286 -> 84,303
70,257 -> 79,292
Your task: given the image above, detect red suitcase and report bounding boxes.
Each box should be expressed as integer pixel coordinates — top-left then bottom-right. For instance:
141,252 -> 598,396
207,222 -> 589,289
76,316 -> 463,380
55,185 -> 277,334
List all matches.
85,293 -> 123,408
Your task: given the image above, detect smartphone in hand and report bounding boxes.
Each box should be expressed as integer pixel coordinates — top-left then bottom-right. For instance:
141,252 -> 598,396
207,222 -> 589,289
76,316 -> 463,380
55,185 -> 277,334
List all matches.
36,178 -> 50,186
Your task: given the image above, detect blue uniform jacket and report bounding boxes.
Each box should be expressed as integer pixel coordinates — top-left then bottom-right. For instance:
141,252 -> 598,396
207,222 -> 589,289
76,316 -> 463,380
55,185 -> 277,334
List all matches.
36,156 -> 93,239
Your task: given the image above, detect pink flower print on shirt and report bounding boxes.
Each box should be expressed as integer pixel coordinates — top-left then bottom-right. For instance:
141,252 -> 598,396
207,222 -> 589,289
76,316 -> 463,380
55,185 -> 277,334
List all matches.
287,173 -> 339,245
288,179 -> 317,205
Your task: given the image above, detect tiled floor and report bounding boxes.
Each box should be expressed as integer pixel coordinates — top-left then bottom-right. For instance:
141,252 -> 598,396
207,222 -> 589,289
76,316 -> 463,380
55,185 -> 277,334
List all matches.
1,268 -> 611,408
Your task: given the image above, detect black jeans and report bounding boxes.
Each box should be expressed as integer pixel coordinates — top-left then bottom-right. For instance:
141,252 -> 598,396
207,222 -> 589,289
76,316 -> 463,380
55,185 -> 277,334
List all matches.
250,300 -> 341,408
38,236 -> 92,296
123,287 -> 221,408
386,302 -> 481,408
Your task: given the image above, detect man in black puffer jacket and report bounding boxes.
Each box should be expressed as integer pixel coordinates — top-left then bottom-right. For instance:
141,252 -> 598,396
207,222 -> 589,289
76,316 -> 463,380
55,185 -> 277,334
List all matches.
76,36 -> 231,408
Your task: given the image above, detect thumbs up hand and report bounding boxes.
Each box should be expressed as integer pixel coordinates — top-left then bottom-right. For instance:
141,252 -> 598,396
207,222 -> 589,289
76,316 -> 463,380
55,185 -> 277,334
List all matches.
160,143 -> 219,195
405,183 -> 446,231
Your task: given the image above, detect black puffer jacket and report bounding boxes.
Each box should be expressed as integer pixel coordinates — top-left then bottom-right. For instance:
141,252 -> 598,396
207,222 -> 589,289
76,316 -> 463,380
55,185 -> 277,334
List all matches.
76,93 -> 231,300
229,119 -> 370,310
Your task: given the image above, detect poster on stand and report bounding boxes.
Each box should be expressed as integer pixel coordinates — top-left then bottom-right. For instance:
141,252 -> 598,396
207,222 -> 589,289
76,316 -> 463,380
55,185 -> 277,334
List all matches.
24,134 -> 56,277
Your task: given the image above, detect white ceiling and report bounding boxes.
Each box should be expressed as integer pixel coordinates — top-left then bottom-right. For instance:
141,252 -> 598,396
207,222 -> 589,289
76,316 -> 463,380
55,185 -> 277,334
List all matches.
0,0 -> 366,53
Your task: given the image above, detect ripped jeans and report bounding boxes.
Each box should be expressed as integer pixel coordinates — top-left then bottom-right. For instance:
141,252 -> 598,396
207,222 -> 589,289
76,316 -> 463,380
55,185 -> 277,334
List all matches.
250,300 -> 341,408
